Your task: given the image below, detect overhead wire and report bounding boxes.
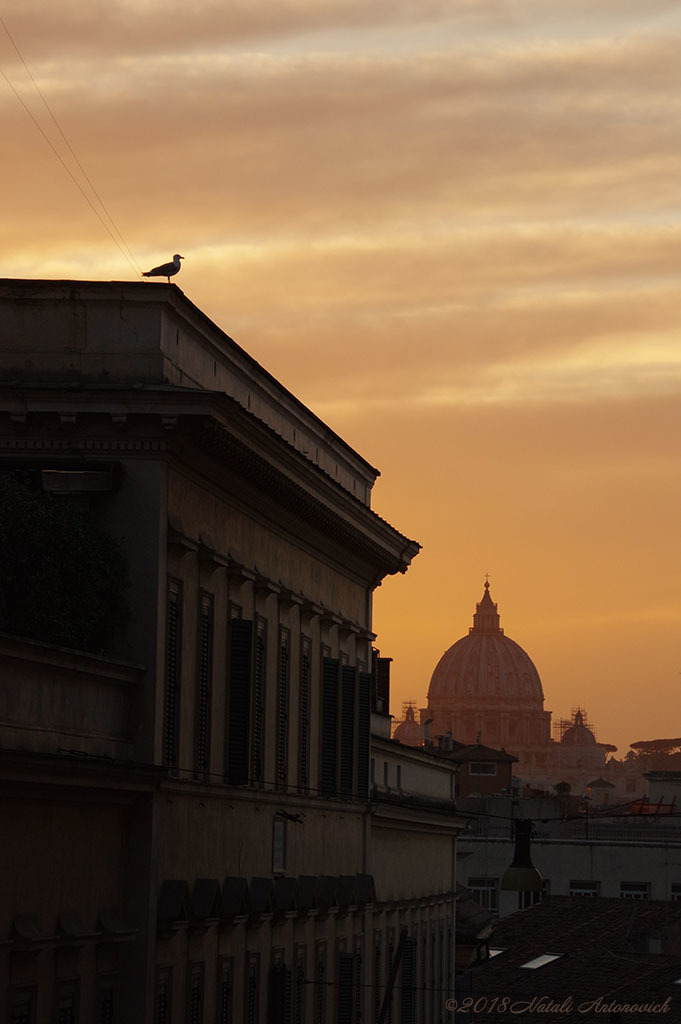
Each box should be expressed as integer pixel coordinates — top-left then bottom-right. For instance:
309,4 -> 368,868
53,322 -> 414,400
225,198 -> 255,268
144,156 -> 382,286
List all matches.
0,13 -> 143,277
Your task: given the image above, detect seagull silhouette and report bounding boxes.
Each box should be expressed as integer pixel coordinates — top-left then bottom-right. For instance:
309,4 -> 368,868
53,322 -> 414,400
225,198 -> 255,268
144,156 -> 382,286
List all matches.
142,254 -> 184,283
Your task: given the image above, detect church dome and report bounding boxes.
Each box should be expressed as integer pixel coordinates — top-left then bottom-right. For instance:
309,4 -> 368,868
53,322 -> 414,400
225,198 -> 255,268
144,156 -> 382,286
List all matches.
561,709 -> 596,746
393,705 -> 422,746
427,583 -> 544,706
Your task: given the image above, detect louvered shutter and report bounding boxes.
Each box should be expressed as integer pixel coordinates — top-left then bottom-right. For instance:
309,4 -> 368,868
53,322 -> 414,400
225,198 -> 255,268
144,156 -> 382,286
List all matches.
299,637 -> 311,791
340,666 -> 356,797
195,593 -> 213,778
276,627 -> 290,790
268,963 -> 292,1024
321,658 -> 339,795
163,582 -> 182,767
357,671 -> 371,799
227,619 -> 252,785
400,938 -> 417,1024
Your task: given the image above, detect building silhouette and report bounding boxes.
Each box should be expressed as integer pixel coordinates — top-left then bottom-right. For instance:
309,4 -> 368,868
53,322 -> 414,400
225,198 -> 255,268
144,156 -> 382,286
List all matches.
0,280 -> 466,1023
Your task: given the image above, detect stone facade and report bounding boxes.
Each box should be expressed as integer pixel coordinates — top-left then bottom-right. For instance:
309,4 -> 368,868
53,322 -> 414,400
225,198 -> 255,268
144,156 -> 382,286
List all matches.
0,280 -> 468,1024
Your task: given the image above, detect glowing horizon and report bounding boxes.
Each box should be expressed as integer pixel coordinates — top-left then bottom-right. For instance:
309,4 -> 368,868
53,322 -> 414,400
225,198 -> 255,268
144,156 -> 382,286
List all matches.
2,0 -> 680,755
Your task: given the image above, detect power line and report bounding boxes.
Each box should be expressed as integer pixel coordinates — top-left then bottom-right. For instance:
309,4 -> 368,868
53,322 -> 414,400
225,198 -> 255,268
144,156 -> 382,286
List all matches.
0,14 -> 143,277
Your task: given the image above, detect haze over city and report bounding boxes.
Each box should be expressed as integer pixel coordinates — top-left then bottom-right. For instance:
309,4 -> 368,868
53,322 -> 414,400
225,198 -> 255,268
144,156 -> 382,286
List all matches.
2,0 -> 680,756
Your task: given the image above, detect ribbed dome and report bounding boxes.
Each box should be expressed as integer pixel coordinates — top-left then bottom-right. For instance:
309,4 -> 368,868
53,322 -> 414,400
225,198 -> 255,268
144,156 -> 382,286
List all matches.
561,709 -> 596,746
393,705 -> 423,746
427,583 -> 544,705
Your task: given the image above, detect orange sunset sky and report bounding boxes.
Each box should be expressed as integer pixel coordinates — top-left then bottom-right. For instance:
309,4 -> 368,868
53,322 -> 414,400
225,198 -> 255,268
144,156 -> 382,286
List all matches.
1,1 -> 680,757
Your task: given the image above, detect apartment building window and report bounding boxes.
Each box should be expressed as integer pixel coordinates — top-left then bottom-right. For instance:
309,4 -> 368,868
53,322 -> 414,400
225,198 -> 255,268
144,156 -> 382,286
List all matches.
217,959 -> 233,1024
621,882 -> 649,900
321,658 -> 339,796
188,964 -> 204,1024
163,580 -> 182,767
276,626 -> 290,790
294,945 -> 306,1024
314,944 -> 326,1024
299,636 -> 312,792
195,592 -> 213,778
246,956 -> 260,1024
357,671 -> 371,798
396,765 -> 402,791
340,666 -> 356,798
252,617 -> 267,785
56,980 -> 79,1024
273,816 -> 286,873
400,937 -> 417,1024
469,762 -> 497,776
383,762 -> 389,787
227,618 -> 252,785
9,987 -> 35,1024
468,877 -> 499,916
97,975 -> 118,1024
671,883 -> 681,901
338,951 -> 361,1024
155,968 -> 172,1024
570,880 -> 600,897
518,880 -> 549,909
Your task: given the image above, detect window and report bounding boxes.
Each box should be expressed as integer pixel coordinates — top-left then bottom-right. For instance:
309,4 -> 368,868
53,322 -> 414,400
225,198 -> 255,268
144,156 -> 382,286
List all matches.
383,762 -> 389,787
314,944 -> 326,1024
321,658 -> 339,796
520,954 -> 563,969
671,884 -> 681,902
188,964 -> 204,1024
273,816 -> 286,872
518,884 -> 548,909
293,946 -> 306,1024
56,981 -> 79,1024
246,956 -> 259,1024
227,618 -> 252,785
155,968 -> 172,1024
163,580 -> 182,767
195,592 -> 213,778
469,762 -> 497,776
396,765 -> 402,791
340,666 -> 356,797
570,880 -> 600,897
9,987 -> 36,1024
217,960 -> 233,1024
468,878 -> 499,917
276,627 -> 290,790
370,758 -> 375,784
621,882 -> 649,900
97,975 -> 118,1024
252,617 -> 267,785
299,636 -> 311,792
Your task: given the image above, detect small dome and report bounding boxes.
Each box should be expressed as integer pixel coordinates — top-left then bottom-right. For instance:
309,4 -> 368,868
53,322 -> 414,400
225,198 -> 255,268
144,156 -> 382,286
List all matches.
427,583 -> 545,706
561,709 -> 596,746
393,705 -> 422,746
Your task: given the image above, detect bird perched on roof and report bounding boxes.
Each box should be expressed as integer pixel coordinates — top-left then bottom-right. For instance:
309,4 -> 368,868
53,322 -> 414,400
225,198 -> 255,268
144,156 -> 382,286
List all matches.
142,254 -> 184,283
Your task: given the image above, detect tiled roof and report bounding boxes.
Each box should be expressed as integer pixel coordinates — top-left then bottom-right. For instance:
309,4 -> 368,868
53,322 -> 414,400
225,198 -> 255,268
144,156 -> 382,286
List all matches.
468,896 -> 681,1022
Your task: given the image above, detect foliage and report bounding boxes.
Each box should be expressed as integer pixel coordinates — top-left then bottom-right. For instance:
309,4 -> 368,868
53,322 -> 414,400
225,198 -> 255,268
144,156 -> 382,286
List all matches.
630,738 -> 681,755
0,475 -> 129,654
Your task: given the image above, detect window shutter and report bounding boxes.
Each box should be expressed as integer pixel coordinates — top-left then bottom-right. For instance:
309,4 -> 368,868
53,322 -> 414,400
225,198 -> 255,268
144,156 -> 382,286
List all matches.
252,617 -> 267,784
299,637 -> 311,791
268,963 -> 292,1024
321,658 -> 339,795
400,938 -> 417,1024
337,954 -> 355,1024
357,671 -> 371,799
163,582 -> 182,768
340,667 -> 356,797
227,619 -> 252,785
195,593 -> 213,778
276,627 -> 290,790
